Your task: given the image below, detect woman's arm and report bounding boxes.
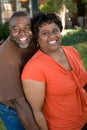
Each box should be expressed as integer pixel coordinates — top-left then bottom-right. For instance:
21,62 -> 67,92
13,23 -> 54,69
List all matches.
22,79 -> 48,130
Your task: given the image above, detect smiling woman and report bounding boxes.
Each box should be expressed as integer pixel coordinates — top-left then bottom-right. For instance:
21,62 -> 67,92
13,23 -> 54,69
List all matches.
21,12 -> 87,130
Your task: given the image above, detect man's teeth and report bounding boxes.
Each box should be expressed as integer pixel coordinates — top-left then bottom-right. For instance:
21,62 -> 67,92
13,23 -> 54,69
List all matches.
49,41 -> 56,44
20,38 -> 26,41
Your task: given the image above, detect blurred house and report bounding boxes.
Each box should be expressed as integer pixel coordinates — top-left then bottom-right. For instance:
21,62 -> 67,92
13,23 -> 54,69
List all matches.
0,0 -> 29,23
72,0 -> 87,28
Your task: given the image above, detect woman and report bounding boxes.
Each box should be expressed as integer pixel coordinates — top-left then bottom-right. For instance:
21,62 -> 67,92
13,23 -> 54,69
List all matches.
21,12 -> 87,130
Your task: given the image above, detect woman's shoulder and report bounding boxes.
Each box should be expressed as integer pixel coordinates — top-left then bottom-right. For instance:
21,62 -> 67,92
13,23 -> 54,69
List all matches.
62,45 -> 81,60
25,50 -> 43,67
62,45 -> 79,54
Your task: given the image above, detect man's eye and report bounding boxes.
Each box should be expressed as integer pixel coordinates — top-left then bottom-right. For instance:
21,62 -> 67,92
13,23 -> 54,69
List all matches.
12,27 -> 19,32
24,27 -> 31,31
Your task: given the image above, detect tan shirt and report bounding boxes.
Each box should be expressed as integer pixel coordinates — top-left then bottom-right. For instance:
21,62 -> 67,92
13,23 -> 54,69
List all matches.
0,36 -> 38,101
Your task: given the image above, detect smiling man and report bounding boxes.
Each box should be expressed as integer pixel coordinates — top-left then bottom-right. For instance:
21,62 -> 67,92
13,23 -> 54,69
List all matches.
0,11 -> 39,130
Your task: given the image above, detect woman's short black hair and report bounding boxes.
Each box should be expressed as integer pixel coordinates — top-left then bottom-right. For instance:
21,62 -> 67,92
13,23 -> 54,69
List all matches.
31,12 -> 63,44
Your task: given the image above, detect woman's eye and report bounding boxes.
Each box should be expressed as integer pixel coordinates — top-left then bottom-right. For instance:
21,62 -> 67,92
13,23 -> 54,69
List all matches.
54,29 -> 60,34
41,31 -> 49,36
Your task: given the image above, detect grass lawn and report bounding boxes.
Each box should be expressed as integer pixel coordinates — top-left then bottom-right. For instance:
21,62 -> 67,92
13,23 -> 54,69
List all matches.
62,27 -> 87,70
0,118 -> 7,130
73,42 -> 87,70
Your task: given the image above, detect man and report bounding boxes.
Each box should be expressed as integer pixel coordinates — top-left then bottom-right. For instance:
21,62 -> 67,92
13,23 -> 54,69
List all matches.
0,11 -> 39,130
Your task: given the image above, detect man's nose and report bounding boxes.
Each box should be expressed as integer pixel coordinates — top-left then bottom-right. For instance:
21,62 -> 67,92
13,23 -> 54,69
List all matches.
19,29 -> 25,34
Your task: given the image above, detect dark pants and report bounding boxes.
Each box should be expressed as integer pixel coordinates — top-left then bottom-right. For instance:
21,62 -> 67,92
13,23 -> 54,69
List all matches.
0,103 -> 25,130
81,123 -> 87,130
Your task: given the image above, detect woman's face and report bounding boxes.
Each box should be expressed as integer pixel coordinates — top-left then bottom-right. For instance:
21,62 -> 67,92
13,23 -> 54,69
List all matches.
38,23 -> 62,54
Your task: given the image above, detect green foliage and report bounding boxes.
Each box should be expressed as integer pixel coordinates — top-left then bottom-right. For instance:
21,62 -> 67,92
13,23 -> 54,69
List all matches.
82,0 -> 87,4
39,0 -> 77,17
77,0 -> 85,16
65,0 -> 77,17
61,28 -> 87,70
39,0 -> 62,12
0,118 -> 7,130
0,24 -> 4,39
62,28 -> 87,45
73,43 -> 87,70
0,22 -> 9,40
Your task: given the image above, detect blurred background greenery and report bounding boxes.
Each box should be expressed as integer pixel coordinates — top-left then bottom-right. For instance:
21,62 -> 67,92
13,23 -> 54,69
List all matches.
0,118 -> 7,130
61,27 -> 87,70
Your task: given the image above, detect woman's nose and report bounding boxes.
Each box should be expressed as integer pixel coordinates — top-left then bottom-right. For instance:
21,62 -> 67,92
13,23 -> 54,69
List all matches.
48,31 -> 56,38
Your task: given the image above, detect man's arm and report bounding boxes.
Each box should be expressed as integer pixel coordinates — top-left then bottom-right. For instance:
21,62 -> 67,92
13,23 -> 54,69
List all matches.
12,97 -> 39,130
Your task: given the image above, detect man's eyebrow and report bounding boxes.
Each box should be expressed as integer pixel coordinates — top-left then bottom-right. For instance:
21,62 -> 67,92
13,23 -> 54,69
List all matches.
11,25 -> 18,28
26,23 -> 31,26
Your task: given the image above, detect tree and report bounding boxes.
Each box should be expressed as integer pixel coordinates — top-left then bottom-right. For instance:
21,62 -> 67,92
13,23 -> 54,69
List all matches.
39,0 -> 77,29
82,0 -> 87,3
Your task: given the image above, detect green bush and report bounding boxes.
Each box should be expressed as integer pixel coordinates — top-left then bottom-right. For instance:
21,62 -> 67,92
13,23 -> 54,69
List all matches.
0,22 -> 9,40
61,28 -> 87,70
0,118 -> 6,130
62,28 -> 87,45
73,42 -> 87,70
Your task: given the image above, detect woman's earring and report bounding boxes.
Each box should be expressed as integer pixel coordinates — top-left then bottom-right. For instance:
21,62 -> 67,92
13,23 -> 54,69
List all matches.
37,43 -> 39,47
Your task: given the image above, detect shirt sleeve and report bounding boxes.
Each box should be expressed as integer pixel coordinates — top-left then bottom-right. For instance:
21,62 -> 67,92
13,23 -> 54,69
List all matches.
21,59 -> 45,82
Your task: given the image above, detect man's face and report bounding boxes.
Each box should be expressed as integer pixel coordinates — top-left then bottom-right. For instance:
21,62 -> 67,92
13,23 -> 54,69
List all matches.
9,16 -> 32,48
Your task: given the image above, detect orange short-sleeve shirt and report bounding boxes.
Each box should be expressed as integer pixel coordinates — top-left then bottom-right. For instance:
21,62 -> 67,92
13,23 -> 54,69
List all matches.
22,46 -> 87,130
